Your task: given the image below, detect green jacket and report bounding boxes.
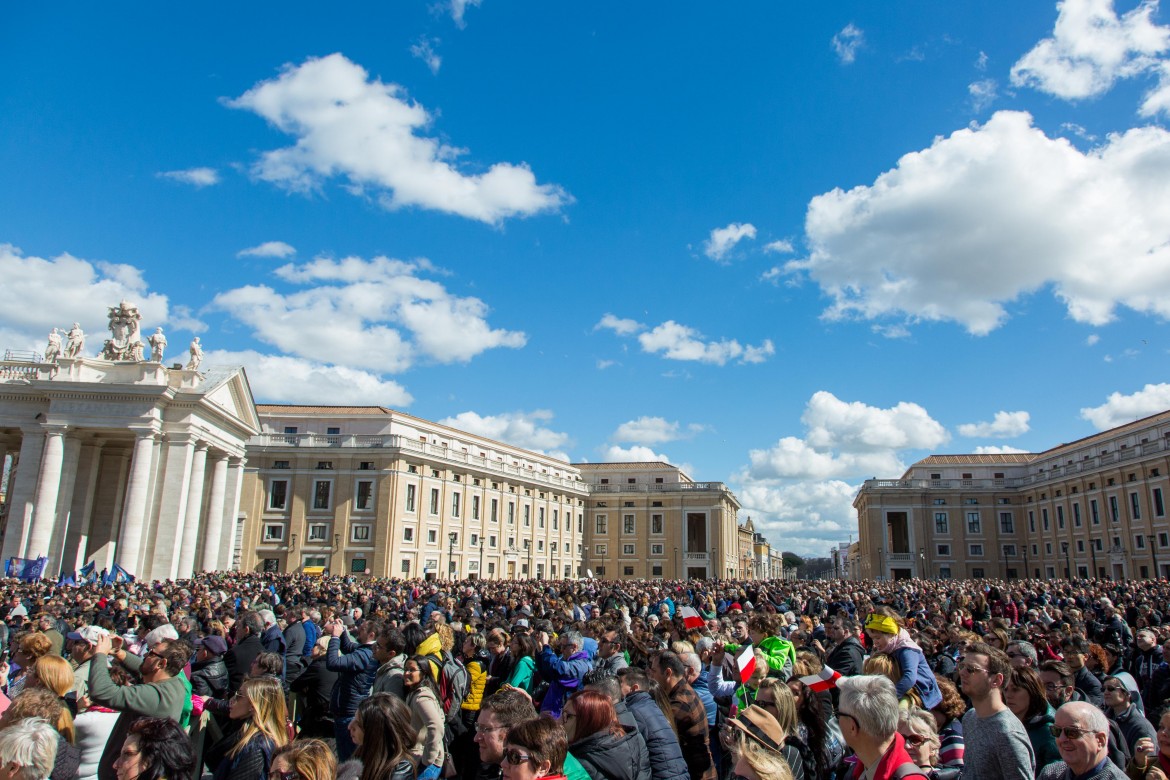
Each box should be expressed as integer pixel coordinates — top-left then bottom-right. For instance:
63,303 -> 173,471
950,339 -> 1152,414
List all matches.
565,751 -> 591,780
758,636 -> 796,681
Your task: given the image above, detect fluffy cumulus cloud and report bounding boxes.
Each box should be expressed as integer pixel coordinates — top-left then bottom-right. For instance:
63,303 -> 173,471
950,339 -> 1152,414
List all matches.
1011,0 -> 1170,116
439,410 -> 571,461
611,416 -> 704,445
157,167 -> 220,187
0,243 -> 170,353
832,24 -> 864,64
228,53 -> 569,224
237,241 -> 296,259
208,349 -> 413,406
735,391 -> 948,556
969,79 -> 999,111
1081,382 -> 1170,429
596,315 -> 774,365
211,254 -> 525,372
411,36 -> 442,75
764,239 -> 795,254
958,410 -> 1031,438
778,110 -> 1170,335
703,222 -> 756,262
973,445 -> 1031,454
449,0 -> 481,28
601,444 -> 673,464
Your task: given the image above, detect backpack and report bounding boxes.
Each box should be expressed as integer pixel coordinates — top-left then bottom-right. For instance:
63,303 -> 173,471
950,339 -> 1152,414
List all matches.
432,651 -> 469,721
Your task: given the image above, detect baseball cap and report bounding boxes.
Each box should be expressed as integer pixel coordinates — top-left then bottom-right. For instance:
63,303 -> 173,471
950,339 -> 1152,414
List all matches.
196,636 -> 229,656
66,626 -> 109,645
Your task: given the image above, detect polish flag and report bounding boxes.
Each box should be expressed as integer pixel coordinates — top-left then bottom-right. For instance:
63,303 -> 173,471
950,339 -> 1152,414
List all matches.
735,642 -> 756,684
799,666 -> 842,693
679,606 -> 704,630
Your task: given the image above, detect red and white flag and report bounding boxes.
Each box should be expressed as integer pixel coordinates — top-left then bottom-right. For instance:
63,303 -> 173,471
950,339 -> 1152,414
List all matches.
799,665 -> 842,693
734,642 -> 756,684
679,606 -> 704,630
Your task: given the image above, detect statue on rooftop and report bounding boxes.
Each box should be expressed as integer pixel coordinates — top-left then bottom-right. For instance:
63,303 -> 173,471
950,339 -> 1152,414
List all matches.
44,329 -> 62,363
101,301 -> 144,361
64,323 -> 85,358
149,327 -> 167,363
185,337 -> 203,371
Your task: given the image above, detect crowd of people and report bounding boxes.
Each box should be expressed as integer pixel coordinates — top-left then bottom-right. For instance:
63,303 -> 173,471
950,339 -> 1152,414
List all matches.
0,572 -> 1168,780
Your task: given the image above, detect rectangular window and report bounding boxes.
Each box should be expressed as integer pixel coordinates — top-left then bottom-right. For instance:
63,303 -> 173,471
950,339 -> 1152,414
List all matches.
303,555 -> 327,568
967,512 -> 981,534
539,507 -> 545,528
524,505 -> 531,527
269,480 -> 289,510
263,524 -> 285,542
429,488 -> 440,515
1003,544 -> 1017,557
405,484 -> 417,513
939,567 -> 951,578
935,513 -> 948,534
313,480 -> 332,510
351,558 -> 367,574
472,495 -> 480,520
1160,532 -> 1169,548
623,566 -> 634,576
355,480 -> 373,511
1091,499 -> 1100,524
401,559 -> 411,574
316,461 -> 333,470
1046,542 -> 1053,554
652,565 -> 663,576
553,510 -> 559,530
1073,503 -> 1082,527
452,493 -> 461,517
969,544 -> 984,556
651,543 -> 664,555
972,567 -> 985,578
1136,534 -> 1147,549
1028,510 -> 1035,532
489,535 -> 497,547
623,544 -> 635,555
1042,508 -> 1049,530
578,514 -> 583,533
1077,540 -> 1085,552
933,498 -> 946,506
428,529 -> 437,544
594,544 -> 607,556
537,540 -> 544,551
505,502 -> 512,524
359,461 -> 374,470
999,512 -> 1014,534
651,514 -> 664,534
623,515 -> 635,534
596,515 -> 608,534
308,524 -> 327,541
1057,505 -> 1065,529
1155,488 -> 1166,518
937,544 -> 951,556
273,460 -> 289,469
352,525 -> 371,542
403,527 -> 414,542
1131,492 -> 1141,520
1110,495 -> 1120,522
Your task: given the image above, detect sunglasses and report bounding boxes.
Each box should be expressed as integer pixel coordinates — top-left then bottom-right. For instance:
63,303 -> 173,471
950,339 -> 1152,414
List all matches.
1049,725 -> 1093,739
902,733 -> 930,747
503,750 -> 534,766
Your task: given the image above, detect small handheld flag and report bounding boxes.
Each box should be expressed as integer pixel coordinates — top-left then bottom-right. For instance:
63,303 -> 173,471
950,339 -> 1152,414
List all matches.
799,665 -> 842,693
734,642 -> 756,684
679,606 -> 704,630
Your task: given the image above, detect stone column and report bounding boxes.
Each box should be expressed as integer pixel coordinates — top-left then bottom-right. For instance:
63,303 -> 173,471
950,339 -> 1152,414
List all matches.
116,432 -> 157,576
199,454 -> 230,571
175,443 -> 209,579
25,425 -> 68,561
1,429 -> 45,563
220,458 -> 246,571
148,435 -> 196,581
45,434 -> 83,576
96,450 -> 132,571
63,441 -> 105,573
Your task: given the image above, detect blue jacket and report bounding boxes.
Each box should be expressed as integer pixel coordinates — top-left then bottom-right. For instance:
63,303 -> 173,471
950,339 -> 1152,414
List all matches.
691,671 -> 717,727
624,690 -> 689,780
326,634 -> 378,718
892,646 -> 942,709
303,620 -> 320,657
537,646 -> 591,718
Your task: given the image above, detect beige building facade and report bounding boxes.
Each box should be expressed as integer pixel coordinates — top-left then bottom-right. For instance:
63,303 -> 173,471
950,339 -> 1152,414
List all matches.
576,462 -> 741,580
854,410 -> 1170,581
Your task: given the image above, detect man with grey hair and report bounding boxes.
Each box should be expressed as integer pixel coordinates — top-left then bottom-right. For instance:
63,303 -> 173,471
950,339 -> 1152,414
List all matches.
1006,640 -> 1038,669
536,629 -> 590,718
0,718 -> 58,780
836,675 -> 922,777
1038,701 -> 1128,780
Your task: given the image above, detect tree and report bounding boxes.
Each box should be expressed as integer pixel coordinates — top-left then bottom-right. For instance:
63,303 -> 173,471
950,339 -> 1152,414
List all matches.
781,552 -> 804,570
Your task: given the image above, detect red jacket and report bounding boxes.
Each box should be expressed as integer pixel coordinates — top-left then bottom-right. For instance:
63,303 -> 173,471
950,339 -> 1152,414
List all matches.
849,734 -> 927,780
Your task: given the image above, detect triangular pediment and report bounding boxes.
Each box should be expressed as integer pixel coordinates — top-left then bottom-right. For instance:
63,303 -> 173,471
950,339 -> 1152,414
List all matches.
193,366 -> 261,434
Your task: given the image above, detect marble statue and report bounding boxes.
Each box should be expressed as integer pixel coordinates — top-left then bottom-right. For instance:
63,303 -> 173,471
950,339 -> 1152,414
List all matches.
185,337 -> 203,370
44,329 -> 62,363
101,301 -> 144,361
64,323 -> 85,358
149,328 -> 167,363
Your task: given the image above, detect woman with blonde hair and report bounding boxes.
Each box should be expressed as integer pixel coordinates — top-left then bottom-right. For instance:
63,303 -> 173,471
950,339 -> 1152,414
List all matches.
897,707 -> 961,779
2,633 -> 54,698
208,676 -> 289,780
271,739 -> 337,780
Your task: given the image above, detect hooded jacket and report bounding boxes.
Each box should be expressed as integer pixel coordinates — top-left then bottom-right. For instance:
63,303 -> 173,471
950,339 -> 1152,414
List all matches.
537,646 -> 591,719
623,691 -> 689,780
570,727 -> 652,780
326,633 -> 378,718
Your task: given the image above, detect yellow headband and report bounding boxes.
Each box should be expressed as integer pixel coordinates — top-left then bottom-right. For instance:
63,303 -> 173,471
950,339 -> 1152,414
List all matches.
864,614 -> 899,635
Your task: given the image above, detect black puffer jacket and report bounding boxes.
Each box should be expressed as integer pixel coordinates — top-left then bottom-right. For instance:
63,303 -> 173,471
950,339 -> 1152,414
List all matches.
337,757 -> 414,780
570,727 -> 652,780
623,691 -> 688,780
191,656 -> 231,698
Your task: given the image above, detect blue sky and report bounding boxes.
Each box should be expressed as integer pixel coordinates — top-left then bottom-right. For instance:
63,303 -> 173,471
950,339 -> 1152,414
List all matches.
5,1 -> 1170,557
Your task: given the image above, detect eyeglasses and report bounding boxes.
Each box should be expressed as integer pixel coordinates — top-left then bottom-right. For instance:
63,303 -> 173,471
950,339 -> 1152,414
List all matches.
901,733 -> 930,747
755,698 -> 776,710
838,712 -> 859,728
1103,685 -> 1126,693
269,772 -> 298,780
1049,725 -> 1093,739
956,663 -> 988,675
475,724 -> 507,734
1005,652 -> 1023,659
147,650 -> 167,661
503,749 -> 533,766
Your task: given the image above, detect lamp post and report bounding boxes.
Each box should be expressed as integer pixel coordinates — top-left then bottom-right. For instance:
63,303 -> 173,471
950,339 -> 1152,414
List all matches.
1090,543 -> 1097,580
448,532 -> 457,581
919,547 -> 926,579
1062,541 -> 1071,579
1024,544 -> 1029,579
1149,535 -> 1159,579
877,547 -> 884,582
479,539 -> 485,580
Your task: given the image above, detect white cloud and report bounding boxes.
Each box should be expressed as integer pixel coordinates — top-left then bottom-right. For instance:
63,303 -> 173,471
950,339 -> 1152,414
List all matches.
1081,382 -> 1170,429
0,243 -> 170,354
238,241 -> 296,259
594,313 -> 644,336
228,53 -> 569,224
973,445 -> 1031,454
208,349 -> 412,406
438,410 -> 570,460
832,24 -> 864,64
958,410 -> 1031,438
449,0 -> 481,28
638,321 -> 774,365
977,51 -> 989,71
735,480 -> 859,558
211,254 -> 525,372
1086,333 -> 1101,345
596,359 -> 617,370
167,305 -> 207,334
704,222 -> 757,262
764,239 -> 795,254
158,167 -> 220,188
612,416 -> 704,445
779,111 -> 1170,335
969,78 -> 999,111
601,444 -> 672,464
411,37 -> 442,75
1011,0 -> 1170,111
